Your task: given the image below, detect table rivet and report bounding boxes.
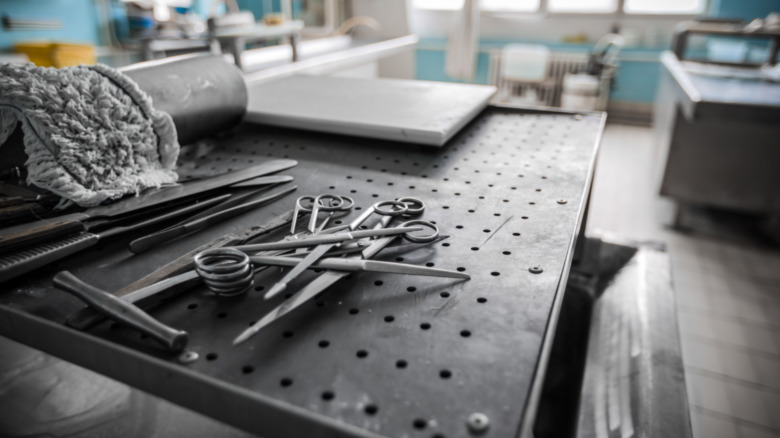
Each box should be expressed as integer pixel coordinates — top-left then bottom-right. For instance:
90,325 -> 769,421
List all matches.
467,412 -> 490,434
529,266 -> 543,274
557,199 -> 567,205
178,350 -> 199,364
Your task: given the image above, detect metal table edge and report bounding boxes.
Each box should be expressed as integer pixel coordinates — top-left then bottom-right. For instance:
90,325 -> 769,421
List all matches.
516,111 -> 607,438
0,305 -> 383,438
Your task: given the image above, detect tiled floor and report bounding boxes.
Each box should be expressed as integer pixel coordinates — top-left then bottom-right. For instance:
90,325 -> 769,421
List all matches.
588,123 -> 780,438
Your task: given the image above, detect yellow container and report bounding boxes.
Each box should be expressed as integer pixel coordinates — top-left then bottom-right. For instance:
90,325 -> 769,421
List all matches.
14,42 -> 96,67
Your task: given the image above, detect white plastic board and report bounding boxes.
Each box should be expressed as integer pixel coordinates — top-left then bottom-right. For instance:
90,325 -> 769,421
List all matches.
245,75 -> 497,146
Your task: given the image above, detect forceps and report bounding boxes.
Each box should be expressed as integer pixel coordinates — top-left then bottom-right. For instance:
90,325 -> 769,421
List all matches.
264,197 -> 426,299
290,194 -> 354,234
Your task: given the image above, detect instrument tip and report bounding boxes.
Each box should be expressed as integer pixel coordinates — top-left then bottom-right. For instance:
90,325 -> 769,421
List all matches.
265,283 -> 286,300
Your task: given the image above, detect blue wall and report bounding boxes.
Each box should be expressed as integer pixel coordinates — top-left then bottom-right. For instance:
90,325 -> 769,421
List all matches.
415,0 -> 778,105
0,0 -> 102,50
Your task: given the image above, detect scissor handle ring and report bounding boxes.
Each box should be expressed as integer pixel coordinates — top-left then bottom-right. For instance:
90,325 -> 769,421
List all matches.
374,200 -> 408,216
314,194 -> 345,211
336,195 -> 355,211
400,220 -> 439,243
296,195 -> 317,211
396,197 -> 425,216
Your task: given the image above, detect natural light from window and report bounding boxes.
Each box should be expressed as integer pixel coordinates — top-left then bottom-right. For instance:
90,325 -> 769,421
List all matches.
624,0 -> 705,14
481,0 -> 540,12
413,0 -> 463,10
413,0 -> 705,14
547,0 -> 617,13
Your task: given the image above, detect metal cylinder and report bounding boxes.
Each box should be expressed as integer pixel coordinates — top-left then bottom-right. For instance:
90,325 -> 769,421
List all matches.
121,54 -> 248,145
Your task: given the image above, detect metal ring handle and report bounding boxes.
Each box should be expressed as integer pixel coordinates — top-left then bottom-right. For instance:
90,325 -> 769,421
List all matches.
399,220 -> 439,243
314,194 -> 344,211
336,195 -> 355,211
397,197 -> 425,215
373,200 -> 408,216
295,195 -> 317,212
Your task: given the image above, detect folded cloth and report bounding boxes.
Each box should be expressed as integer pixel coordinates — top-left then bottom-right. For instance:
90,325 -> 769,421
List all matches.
0,63 -> 179,207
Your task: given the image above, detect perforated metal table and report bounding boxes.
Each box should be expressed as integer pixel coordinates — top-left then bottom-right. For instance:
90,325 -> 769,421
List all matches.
0,105 -> 605,438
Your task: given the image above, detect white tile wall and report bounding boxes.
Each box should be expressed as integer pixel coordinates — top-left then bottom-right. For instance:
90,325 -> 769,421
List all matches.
589,124 -> 780,438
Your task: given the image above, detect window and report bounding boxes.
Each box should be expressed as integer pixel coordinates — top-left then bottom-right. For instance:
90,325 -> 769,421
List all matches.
481,0 -> 540,13
413,0 -> 463,10
414,0 -> 706,15
624,0 -> 705,14
547,0 -> 616,13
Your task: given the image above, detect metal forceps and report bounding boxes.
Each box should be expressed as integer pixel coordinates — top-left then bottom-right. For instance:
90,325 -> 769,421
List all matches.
234,201 -> 446,345
290,194 -> 354,234
265,197 -> 423,299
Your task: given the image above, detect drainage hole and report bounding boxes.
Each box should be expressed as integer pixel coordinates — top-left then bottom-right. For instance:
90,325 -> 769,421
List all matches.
491,271 -> 500,276
396,360 -> 408,369
322,391 -> 335,401
384,315 -> 395,323
420,323 -> 431,330
356,350 -> 369,358
349,308 -> 359,315
439,369 -> 452,379
460,330 -> 472,338
413,419 -> 428,430
407,286 -> 417,292
374,280 -> 384,286
280,377 -> 293,387
187,303 -> 198,310
206,353 -> 218,361
440,292 -> 451,298
477,297 -> 488,303
365,404 -> 379,415
217,312 -> 228,319
242,365 -> 254,374
318,340 -> 330,348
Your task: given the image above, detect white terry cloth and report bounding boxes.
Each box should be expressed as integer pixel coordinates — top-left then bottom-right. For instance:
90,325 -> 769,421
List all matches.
445,0 -> 480,81
0,63 -> 179,207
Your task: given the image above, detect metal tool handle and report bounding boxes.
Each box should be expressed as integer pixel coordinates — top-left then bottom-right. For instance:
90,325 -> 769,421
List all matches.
53,271 -> 188,351
0,214 -> 87,255
0,233 -> 99,283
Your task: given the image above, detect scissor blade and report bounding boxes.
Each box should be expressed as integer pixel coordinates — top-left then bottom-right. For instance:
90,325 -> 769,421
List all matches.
233,270 -> 345,345
233,226 -> 422,253
264,243 -> 336,300
249,255 -> 470,279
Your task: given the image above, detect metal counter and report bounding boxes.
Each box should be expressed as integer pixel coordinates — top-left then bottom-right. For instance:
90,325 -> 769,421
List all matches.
0,105 -> 605,438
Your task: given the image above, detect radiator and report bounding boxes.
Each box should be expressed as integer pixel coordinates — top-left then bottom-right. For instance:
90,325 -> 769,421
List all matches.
491,50 -> 607,109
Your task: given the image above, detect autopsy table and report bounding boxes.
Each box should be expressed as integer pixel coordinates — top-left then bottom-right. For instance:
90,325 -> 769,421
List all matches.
0,105 -> 604,438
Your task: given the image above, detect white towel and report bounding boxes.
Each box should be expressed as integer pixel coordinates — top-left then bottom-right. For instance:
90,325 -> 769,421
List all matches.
0,63 -> 179,207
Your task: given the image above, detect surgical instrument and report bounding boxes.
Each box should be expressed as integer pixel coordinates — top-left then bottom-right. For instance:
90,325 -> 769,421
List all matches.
128,185 -> 297,254
0,193 -> 232,283
264,196 -> 426,299
290,194 -> 354,233
231,226 -> 423,253
54,271 -> 188,351
249,255 -> 469,278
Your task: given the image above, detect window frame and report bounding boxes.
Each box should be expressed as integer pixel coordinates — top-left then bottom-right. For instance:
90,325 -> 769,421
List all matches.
413,0 -> 708,18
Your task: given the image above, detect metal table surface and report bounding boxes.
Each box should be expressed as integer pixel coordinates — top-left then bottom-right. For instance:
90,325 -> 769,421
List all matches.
0,105 -> 604,438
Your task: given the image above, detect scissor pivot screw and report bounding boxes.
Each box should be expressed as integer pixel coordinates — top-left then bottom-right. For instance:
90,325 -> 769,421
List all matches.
466,413 -> 490,434
178,351 -> 199,364
557,199 -> 567,205
529,266 -> 543,274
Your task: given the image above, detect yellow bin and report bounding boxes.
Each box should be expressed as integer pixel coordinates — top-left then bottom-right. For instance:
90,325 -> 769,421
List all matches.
14,42 -> 96,67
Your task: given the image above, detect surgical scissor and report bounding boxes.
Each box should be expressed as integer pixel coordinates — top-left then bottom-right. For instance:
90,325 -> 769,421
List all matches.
264,197 -> 431,299
290,194 -> 354,234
